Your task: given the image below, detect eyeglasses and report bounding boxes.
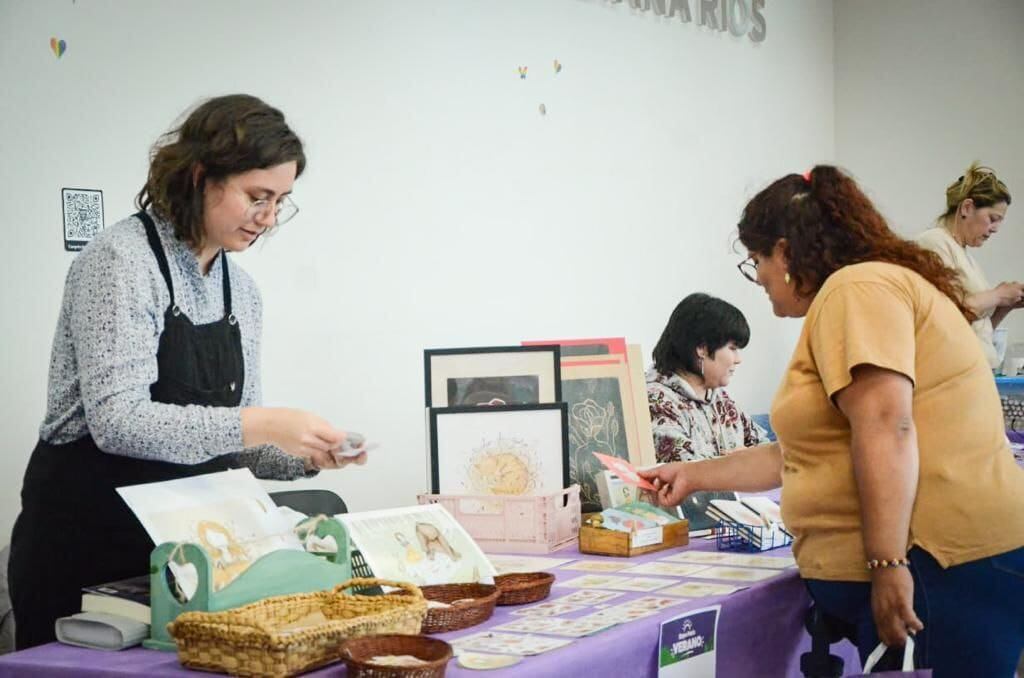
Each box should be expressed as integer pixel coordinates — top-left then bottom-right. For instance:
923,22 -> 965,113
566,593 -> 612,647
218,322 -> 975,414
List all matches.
246,193 -> 299,227
227,183 -> 300,227
737,256 -> 758,283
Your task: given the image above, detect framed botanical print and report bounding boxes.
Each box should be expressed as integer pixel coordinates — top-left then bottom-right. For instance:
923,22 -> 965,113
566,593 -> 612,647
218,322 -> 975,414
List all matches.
429,403 -> 570,496
424,345 -> 561,408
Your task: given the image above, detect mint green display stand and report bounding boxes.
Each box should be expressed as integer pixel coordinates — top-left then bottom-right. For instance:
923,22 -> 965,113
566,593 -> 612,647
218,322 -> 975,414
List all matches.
144,517 -> 352,650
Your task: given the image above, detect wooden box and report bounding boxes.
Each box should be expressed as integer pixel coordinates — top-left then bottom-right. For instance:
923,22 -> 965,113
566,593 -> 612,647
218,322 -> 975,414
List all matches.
578,514 -> 689,557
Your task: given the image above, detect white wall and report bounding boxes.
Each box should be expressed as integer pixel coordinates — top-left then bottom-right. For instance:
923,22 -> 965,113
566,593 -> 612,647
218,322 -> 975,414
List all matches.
0,0 -> 835,543
835,0 -> 1024,345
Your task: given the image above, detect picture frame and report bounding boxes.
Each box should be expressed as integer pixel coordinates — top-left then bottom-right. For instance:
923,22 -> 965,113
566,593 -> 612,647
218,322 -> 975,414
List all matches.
560,360 -> 641,513
429,403 -> 570,496
424,345 -> 562,408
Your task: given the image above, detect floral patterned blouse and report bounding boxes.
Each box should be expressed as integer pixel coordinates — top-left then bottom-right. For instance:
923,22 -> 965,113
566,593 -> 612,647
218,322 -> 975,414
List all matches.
646,367 -> 767,462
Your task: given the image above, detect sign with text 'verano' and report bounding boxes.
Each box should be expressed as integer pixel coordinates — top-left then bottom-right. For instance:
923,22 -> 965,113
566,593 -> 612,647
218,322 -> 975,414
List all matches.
659,605 -> 721,677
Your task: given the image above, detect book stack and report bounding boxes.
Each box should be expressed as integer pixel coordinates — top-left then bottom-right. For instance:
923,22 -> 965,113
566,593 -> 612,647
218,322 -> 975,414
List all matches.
81,574 -> 151,625
53,574 -> 151,651
706,497 -> 791,552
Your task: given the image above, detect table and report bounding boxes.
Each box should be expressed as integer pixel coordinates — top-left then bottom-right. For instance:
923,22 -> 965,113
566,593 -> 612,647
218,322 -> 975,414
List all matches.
0,535 -> 859,678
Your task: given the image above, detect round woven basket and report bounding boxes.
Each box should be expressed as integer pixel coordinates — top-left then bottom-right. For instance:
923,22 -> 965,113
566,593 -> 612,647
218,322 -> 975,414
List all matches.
340,634 -> 452,678
493,572 -> 555,606
419,583 -> 499,633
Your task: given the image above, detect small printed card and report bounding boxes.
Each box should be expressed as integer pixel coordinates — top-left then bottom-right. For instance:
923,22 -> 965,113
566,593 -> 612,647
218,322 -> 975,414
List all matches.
510,599 -> 591,617
659,582 -> 745,598
593,452 -> 656,491
602,577 -> 677,593
451,631 -> 573,656
493,616 -> 616,637
555,589 -> 626,606
488,554 -> 576,574
555,574 -> 633,589
685,566 -> 781,583
621,562 -> 710,578
559,560 -> 632,573
661,551 -> 745,566
707,553 -> 795,570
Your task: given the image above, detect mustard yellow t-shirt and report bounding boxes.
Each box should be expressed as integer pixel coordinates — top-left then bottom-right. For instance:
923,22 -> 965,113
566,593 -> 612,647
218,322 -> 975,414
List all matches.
771,261 -> 1024,582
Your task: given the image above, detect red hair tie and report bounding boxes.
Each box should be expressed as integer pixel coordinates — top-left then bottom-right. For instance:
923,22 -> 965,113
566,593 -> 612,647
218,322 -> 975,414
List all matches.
801,170 -> 812,184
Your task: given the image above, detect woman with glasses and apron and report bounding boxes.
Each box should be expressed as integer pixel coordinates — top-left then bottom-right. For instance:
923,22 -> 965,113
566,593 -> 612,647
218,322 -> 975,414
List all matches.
9,94 -> 368,649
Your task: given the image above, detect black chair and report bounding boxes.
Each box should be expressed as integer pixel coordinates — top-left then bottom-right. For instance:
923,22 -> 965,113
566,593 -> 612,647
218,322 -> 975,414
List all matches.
268,489 -> 382,595
269,489 -> 348,516
800,603 -> 857,678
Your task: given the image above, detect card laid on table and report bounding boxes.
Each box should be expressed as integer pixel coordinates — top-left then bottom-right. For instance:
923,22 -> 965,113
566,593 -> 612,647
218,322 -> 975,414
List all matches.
601,576 -> 676,592
450,631 -> 573,656
660,550 -> 742,565
487,554 -> 577,574
559,560 -> 631,573
620,561 -> 710,578
707,553 -> 796,569
555,589 -> 626,606
659,582 -> 746,598
493,616 -> 616,637
555,574 -> 633,589
510,600 -> 591,617
686,566 -> 781,583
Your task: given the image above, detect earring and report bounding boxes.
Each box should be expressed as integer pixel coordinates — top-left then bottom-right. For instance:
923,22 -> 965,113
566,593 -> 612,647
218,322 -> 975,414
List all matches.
784,272 -> 792,284
698,357 -> 705,377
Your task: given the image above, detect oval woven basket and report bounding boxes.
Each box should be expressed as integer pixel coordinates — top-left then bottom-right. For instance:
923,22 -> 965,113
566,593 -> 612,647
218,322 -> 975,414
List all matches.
340,634 -> 452,678
493,572 -> 555,606
418,583 -> 499,633
167,578 -> 426,677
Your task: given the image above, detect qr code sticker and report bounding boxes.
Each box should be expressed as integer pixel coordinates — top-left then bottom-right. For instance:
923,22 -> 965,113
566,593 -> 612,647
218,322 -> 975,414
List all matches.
62,187 -> 105,251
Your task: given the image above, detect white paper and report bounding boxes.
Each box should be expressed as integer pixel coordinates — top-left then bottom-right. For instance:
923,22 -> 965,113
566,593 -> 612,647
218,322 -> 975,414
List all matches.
116,469 -> 303,594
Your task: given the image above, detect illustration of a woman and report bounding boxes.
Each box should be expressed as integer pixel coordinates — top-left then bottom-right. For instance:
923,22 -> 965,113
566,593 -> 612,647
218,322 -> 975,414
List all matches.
415,522 -> 462,561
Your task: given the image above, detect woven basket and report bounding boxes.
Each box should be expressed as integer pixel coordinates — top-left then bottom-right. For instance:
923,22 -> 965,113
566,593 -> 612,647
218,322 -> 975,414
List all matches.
493,572 -> 555,605
340,634 -> 452,678
418,583 -> 499,633
167,578 -> 426,677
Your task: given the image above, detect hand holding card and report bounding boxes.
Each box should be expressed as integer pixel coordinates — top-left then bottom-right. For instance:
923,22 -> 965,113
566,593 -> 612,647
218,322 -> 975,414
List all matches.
592,453 -> 656,491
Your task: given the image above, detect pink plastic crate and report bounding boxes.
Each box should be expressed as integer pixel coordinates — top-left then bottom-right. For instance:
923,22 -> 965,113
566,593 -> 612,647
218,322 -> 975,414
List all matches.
417,485 -> 581,554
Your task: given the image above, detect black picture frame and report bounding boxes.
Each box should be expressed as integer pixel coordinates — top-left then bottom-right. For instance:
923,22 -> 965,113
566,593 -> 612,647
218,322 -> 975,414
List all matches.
428,402 -> 570,496
423,345 -> 562,407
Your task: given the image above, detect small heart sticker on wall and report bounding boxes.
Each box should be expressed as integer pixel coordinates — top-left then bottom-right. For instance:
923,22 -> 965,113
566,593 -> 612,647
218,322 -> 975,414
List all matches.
50,37 -> 67,58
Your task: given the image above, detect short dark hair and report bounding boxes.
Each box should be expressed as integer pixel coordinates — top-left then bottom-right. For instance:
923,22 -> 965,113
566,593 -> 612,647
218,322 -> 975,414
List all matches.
136,94 -> 306,249
652,293 -> 750,375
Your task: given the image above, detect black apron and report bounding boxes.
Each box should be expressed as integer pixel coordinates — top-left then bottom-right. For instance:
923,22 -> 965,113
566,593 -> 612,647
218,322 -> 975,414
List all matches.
9,212 -> 244,649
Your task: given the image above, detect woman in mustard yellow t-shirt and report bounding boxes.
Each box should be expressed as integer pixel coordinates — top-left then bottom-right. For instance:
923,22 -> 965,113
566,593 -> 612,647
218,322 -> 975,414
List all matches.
640,166 -> 1024,677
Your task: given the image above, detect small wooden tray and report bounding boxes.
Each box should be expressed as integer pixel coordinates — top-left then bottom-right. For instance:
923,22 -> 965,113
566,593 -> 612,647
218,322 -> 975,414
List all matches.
578,514 -> 689,557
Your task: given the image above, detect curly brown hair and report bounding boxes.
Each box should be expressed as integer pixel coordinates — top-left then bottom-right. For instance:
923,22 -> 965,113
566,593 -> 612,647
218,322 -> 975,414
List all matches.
136,94 -> 305,249
736,165 -> 974,321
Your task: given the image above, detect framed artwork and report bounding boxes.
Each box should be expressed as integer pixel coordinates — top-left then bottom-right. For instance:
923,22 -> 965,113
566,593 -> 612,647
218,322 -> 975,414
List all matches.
337,503 -> 496,585
523,337 -> 627,359
626,343 -> 657,466
424,346 -> 562,407
429,403 -> 569,496
561,360 -> 640,513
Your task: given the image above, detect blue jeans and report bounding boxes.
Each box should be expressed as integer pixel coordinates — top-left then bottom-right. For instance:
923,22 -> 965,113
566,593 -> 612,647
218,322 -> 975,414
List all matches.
805,545 -> 1024,678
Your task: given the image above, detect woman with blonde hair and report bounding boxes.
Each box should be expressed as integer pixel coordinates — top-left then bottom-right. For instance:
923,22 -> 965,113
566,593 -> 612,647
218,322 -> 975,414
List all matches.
917,163 -> 1022,367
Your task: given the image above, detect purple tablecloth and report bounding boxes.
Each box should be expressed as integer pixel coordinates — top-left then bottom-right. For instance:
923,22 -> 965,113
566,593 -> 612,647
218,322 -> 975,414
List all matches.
0,535 -> 859,678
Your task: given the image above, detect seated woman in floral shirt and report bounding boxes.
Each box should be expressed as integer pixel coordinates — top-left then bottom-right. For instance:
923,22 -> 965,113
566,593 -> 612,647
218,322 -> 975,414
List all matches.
647,293 -> 767,462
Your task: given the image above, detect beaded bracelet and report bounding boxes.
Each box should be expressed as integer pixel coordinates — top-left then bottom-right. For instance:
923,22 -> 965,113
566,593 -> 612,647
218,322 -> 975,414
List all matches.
866,557 -> 910,570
